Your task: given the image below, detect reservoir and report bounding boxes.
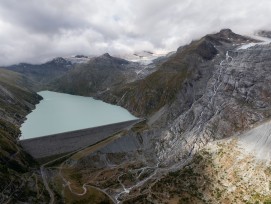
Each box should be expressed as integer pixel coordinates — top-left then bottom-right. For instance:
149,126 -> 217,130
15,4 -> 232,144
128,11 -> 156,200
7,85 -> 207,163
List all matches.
20,91 -> 137,139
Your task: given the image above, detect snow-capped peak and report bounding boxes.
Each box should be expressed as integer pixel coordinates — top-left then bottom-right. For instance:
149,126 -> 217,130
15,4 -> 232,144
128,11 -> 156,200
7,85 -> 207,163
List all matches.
64,55 -> 95,64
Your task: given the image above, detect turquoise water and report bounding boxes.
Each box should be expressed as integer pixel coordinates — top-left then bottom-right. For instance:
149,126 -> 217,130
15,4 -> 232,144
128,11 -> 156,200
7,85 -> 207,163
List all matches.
20,91 -> 137,139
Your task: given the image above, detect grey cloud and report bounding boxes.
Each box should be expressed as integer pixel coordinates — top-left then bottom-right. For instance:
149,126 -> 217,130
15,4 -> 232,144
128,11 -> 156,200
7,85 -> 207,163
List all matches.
0,1 -> 90,34
0,0 -> 271,65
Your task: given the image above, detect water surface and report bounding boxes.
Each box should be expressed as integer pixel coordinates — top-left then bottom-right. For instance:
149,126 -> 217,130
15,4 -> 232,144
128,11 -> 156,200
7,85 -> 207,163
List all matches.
20,91 -> 137,139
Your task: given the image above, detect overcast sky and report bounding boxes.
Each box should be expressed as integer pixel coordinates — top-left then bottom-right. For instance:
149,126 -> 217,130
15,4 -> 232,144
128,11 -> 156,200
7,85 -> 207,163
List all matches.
0,0 -> 271,65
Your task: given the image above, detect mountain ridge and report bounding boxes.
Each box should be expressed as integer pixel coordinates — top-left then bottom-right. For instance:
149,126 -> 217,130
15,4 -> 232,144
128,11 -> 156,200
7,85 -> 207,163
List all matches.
97,29 -> 257,118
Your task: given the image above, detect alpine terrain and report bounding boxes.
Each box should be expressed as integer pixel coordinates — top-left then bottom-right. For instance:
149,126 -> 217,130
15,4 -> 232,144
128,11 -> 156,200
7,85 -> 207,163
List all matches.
2,29 -> 271,204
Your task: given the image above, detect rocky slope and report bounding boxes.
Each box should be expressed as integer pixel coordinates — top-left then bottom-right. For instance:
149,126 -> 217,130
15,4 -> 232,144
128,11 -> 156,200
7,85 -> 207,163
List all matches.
95,29 -> 271,167
98,29 -> 258,118
156,35 -> 271,165
0,68 -> 49,203
120,118 -> 271,203
123,134 -> 271,203
43,29 -> 271,203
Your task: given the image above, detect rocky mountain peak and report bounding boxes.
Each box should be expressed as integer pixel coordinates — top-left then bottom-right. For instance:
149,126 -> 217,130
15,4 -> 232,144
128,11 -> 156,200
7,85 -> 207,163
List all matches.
216,28 -> 239,40
49,57 -> 70,65
94,53 -> 129,66
95,53 -> 114,61
219,28 -> 233,35
256,30 -> 271,39
208,28 -> 259,44
102,53 -> 111,58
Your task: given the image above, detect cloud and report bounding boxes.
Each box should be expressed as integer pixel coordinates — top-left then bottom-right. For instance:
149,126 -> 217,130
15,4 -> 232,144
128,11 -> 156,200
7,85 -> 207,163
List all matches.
0,0 -> 271,65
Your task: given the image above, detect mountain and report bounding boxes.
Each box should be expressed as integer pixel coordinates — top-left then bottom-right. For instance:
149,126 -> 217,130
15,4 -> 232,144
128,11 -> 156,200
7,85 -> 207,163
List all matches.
0,68 -> 49,203
5,57 -> 74,90
98,29 -> 258,117
2,28 -> 271,203
42,29 -> 271,203
256,30 -> 271,39
49,53 -> 149,96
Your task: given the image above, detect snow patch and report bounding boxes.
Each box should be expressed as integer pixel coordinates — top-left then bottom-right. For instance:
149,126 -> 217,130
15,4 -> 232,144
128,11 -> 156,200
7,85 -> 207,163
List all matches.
64,55 -> 95,64
237,35 -> 271,50
119,51 -> 168,65
237,120 -> 271,161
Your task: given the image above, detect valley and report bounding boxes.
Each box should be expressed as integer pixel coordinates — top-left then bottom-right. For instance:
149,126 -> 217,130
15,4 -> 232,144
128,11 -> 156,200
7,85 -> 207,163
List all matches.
1,29 -> 271,204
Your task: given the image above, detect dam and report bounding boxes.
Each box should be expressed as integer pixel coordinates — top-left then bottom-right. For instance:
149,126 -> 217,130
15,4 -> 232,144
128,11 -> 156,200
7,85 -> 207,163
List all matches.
20,91 -> 141,162
20,119 -> 141,161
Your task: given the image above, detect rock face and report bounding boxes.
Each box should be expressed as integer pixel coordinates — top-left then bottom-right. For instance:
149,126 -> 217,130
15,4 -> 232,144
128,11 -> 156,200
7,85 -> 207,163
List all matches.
92,29 -> 270,167
158,43 -> 271,165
